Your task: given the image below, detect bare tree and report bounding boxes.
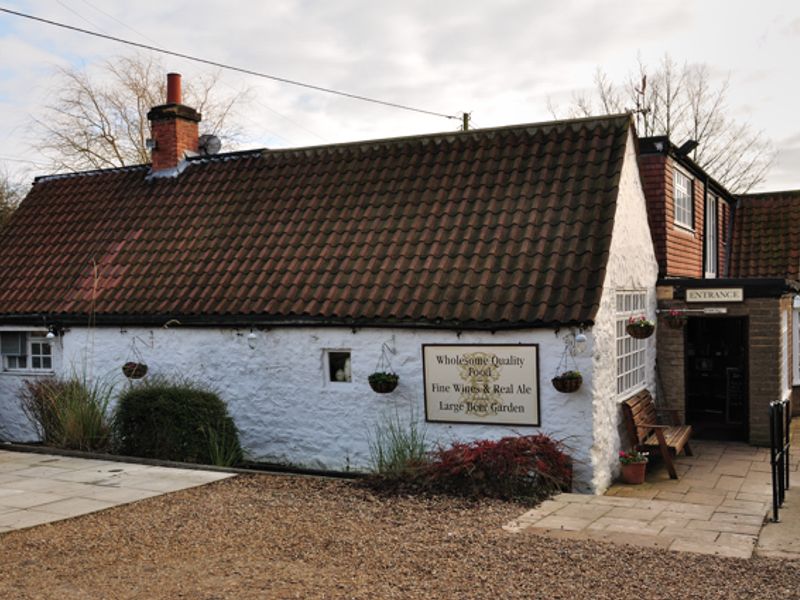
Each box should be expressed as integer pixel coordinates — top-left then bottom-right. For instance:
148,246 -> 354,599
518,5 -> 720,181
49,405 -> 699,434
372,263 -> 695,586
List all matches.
0,173 -> 23,232
33,55 -> 247,172
557,55 -> 774,193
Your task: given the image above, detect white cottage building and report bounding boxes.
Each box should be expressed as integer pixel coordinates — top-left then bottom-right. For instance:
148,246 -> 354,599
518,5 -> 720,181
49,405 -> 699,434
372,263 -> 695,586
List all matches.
0,75 -> 657,492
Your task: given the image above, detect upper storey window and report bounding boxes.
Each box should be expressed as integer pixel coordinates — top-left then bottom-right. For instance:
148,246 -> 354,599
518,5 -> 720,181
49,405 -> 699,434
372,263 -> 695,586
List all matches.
674,169 -> 693,230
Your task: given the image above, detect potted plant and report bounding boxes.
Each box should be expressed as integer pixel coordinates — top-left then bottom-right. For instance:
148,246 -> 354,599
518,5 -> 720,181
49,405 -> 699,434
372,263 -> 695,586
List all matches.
551,370 -> 582,393
663,309 -> 687,330
122,362 -> 148,379
619,449 -> 648,484
626,315 -> 655,339
368,371 -> 399,394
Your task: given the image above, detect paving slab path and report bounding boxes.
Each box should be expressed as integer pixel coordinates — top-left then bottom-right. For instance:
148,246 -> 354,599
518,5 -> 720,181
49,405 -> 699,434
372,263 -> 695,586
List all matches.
0,449 -> 234,532
505,435 -> 800,559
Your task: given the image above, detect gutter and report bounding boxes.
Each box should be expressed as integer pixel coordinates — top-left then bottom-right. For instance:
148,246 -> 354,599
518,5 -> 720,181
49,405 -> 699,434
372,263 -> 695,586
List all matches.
0,312 -> 595,332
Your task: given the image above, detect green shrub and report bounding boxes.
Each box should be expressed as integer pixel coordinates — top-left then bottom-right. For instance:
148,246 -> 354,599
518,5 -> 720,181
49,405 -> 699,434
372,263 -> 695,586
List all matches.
368,409 -> 428,480
113,377 -> 242,465
19,375 -> 113,451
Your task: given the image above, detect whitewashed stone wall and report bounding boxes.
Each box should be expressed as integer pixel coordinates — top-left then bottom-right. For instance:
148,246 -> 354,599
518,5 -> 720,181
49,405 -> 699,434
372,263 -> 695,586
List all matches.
0,324 -> 601,490
589,129 -> 659,492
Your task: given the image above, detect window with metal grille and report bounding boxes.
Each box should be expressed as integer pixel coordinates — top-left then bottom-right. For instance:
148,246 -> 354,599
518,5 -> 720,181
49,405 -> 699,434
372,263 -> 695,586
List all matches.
616,291 -> 648,396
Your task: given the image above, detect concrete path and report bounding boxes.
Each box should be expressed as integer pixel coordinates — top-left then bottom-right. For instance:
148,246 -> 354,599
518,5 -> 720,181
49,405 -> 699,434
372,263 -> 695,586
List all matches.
504,436 -> 798,559
0,450 -> 234,533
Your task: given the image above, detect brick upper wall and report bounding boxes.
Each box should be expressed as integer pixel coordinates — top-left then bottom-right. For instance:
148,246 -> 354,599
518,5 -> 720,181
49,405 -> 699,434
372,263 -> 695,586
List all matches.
639,152 -> 729,279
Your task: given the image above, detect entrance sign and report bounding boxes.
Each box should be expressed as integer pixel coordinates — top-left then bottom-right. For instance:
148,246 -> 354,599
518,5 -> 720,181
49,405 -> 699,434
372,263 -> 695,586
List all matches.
422,344 -> 539,426
686,288 -> 743,303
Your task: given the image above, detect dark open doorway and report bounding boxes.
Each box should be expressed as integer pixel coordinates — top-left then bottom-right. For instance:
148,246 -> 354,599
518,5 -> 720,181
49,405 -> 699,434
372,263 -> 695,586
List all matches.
685,317 -> 748,441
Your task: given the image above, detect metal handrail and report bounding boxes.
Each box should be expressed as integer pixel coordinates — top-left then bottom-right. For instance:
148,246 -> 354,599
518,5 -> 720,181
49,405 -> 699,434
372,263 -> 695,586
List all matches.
769,398 -> 791,522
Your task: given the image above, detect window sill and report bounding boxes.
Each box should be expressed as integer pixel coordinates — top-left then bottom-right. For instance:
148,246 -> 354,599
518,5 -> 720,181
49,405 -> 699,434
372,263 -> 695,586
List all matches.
673,223 -> 695,235
616,383 -> 648,402
1,370 -> 55,377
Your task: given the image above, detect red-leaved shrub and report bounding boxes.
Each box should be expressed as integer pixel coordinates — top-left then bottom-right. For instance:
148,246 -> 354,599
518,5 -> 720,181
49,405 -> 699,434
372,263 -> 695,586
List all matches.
423,434 -> 572,501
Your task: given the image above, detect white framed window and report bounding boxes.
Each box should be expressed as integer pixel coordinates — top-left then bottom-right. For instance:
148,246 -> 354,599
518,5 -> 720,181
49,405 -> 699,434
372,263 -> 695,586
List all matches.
705,194 -> 717,278
616,291 -> 648,396
782,310 -> 791,399
1,332 -> 53,372
794,297 -> 800,387
674,169 -> 694,230
326,350 -> 351,383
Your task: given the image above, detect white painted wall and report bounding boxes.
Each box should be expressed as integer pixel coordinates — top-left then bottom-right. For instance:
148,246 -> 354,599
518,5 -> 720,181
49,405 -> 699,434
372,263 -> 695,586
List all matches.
0,324 -> 601,490
589,130 -> 659,492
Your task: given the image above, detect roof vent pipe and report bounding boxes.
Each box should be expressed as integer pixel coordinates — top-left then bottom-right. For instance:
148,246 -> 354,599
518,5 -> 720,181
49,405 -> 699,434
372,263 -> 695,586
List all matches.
167,73 -> 182,104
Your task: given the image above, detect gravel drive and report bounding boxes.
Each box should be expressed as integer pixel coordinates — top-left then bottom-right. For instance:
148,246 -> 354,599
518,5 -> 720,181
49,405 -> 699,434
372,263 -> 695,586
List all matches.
0,473 -> 798,599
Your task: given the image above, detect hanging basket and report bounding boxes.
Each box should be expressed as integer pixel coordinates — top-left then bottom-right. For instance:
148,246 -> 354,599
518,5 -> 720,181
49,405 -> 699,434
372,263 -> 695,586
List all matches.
122,362 -> 148,379
552,372 -> 582,393
368,372 -> 399,394
663,312 -> 687,330
626,322 -> 655,339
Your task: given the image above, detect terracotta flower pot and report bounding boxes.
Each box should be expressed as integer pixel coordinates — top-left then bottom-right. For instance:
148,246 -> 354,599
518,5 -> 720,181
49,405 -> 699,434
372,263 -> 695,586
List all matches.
620,460 -> 648,484
626,322 -> 654,339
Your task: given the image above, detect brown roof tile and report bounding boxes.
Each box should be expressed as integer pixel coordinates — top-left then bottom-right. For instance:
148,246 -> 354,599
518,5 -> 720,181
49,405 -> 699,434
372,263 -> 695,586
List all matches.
731,190 -> 800,281
0,114 -> 632,328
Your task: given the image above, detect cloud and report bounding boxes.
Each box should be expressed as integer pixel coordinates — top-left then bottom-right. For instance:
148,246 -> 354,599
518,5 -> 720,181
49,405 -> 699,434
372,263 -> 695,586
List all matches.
0,0 -> 798,190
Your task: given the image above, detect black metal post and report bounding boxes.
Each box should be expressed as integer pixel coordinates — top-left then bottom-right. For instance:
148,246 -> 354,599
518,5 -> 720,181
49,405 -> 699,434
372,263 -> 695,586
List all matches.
769,398 -> 791,523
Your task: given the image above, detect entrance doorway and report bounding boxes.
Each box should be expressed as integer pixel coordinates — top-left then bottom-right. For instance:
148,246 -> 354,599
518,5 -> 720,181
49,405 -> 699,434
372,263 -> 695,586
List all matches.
685,317 -> 748,440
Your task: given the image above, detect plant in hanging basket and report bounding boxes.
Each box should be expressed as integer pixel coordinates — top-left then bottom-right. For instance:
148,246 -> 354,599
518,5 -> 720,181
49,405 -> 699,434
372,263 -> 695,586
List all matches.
663,309 -> 687,330
626,315 -> 655,339
551,370 -> 582,393
368,371 -> 399,394
122,362 -> 148,379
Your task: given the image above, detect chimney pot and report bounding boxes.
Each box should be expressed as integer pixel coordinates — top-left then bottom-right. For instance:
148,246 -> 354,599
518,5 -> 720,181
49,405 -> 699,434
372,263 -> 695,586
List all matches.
167,72 -> 182,104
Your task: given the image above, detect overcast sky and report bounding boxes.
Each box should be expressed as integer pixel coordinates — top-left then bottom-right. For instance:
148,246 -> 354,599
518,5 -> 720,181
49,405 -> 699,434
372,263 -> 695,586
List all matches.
1,0 -> 798,191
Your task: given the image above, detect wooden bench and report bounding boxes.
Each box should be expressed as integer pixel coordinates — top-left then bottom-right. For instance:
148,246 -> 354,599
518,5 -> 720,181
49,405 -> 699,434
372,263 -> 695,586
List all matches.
622,390 -> 693,480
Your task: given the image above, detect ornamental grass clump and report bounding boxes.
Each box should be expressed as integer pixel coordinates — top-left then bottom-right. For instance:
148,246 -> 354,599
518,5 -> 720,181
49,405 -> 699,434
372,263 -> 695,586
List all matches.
368,409 -> 428,481
19,374 -> 113,451
113,377 -> 242,466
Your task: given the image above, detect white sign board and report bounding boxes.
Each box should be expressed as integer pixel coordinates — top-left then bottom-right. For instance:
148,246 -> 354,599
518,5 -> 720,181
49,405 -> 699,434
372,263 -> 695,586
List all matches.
686,288 -> 744,303
422,344 -> 539,426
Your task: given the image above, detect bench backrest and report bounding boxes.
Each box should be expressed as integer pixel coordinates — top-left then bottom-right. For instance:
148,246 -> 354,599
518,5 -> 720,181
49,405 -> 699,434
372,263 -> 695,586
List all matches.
621,390 -> 658,446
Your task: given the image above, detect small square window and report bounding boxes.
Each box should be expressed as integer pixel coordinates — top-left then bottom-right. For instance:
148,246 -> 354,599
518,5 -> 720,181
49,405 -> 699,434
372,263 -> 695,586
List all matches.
328,351 -> 351,382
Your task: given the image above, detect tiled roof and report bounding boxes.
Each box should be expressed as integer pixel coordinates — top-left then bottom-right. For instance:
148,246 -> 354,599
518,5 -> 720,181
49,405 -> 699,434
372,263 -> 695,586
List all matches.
0,114 -> 632,328
731,191 -> 800,281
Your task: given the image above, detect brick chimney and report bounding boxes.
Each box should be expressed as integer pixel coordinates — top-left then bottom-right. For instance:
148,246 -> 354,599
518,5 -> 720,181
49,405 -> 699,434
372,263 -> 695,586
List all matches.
147,73 -> 201,172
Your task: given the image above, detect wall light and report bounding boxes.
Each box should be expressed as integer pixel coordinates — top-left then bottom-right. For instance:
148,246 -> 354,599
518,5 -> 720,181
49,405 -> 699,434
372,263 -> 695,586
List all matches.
574,332 -> 588,355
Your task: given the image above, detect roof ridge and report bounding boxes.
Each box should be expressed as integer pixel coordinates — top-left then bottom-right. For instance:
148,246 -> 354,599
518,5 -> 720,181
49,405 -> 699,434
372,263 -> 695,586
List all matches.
738,189 -> 800,199
255,112 -> 633,157
34,163 -> 150,184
